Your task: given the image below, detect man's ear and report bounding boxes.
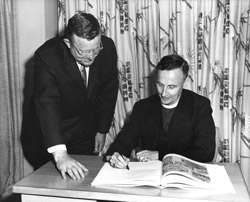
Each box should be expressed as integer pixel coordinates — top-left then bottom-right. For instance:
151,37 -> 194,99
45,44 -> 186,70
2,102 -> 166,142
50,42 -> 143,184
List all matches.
183,76 -> 190,89
63,38 -> 70,48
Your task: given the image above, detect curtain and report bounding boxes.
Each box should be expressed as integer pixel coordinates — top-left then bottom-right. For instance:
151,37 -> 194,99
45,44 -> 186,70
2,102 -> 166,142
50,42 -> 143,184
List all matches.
0,0 -> 23,199
57,0 -> 250,191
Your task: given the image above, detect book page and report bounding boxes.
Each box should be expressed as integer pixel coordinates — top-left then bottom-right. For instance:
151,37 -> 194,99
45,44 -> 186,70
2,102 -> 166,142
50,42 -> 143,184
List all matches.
91,161 -> 162,187
161,165 -> 235,193
205,164 -> 235,193
161,154 -> 210,184
160,154 -> 235,193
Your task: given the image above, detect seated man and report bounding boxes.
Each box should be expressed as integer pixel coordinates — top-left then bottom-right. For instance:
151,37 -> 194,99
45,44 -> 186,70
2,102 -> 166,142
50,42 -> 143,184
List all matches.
105,54 -> 216,169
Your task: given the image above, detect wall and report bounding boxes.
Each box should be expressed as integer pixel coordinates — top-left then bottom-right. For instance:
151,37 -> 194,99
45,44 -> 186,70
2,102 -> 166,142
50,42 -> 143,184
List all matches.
17,0 -> 58,176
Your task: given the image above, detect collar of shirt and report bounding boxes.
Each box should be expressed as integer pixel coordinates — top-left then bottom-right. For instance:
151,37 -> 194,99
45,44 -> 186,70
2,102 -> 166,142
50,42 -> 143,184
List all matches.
76,62 -> 89,84
161,97 -> 180,109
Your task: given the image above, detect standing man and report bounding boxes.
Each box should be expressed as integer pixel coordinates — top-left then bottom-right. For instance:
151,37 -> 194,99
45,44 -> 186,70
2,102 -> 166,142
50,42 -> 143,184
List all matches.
27,12 -> 118,180
105,54 -> 215,169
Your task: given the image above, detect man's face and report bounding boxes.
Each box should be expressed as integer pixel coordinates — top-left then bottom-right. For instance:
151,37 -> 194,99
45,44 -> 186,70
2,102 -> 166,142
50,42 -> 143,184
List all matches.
156,68 -> 186,106
68,34 -> 102,66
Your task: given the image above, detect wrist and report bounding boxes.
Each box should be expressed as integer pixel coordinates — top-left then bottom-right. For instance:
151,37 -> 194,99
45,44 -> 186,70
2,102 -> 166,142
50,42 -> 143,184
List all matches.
52,150 -> 68,163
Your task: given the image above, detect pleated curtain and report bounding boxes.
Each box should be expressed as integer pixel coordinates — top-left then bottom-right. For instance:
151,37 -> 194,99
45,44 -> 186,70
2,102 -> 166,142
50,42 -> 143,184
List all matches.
0,0 -> 23,198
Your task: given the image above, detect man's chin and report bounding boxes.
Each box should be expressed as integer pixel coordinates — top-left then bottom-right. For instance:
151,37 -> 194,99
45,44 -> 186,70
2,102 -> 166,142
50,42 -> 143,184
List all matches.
161,100 -> 171,105
79,61 -> 94,66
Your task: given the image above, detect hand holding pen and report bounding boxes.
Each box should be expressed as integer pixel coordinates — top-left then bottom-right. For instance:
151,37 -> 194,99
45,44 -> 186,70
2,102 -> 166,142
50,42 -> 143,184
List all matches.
107,152 -> 130,170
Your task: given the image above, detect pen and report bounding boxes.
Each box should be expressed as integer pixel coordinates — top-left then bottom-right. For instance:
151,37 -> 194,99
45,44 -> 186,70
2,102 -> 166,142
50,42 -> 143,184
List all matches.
121,155 -> 130,170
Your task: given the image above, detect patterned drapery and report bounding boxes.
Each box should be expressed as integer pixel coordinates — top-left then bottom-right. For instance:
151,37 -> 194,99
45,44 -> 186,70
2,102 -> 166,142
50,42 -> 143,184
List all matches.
57,0 -> 250,191
0,0 -> 23,198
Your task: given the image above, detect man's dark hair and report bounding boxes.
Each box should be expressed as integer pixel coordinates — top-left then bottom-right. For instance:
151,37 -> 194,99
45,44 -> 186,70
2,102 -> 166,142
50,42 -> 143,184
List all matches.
156,54 -> 189,78
65,12 -> 100,41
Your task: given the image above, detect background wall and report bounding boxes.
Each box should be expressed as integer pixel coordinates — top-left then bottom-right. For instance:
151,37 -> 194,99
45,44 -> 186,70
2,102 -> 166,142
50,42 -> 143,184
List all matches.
16,0 -> 58,176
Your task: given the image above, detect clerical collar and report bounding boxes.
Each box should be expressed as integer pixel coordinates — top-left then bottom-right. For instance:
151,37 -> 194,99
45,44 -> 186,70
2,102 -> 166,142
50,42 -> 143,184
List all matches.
161,99 -> 179,109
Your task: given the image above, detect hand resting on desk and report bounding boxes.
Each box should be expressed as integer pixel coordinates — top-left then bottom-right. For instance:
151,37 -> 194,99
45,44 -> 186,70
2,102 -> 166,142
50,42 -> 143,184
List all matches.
136,150 -> 159,162
52,150 -> 88,180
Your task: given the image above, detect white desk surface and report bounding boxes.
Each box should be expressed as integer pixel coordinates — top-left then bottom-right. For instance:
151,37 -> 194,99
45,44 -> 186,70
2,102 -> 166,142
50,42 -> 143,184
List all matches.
13,155 -> 250,202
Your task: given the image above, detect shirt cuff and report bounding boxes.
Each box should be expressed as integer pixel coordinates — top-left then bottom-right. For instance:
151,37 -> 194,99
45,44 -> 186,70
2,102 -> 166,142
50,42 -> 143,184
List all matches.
47,144 -> 67,153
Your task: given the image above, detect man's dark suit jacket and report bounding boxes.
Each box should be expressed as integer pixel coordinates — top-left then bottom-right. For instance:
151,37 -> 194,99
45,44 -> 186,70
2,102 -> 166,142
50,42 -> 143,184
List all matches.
106,89 -> 216,163
26,36 -> 118,168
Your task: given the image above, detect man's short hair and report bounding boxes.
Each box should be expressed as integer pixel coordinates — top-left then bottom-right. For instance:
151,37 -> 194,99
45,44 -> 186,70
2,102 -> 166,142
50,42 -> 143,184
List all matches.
65,12 -> 100,41
156,54 -> 189,78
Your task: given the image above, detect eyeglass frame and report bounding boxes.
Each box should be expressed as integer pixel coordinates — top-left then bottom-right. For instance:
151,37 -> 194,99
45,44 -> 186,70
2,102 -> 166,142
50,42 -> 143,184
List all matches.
70,41 -> 103,56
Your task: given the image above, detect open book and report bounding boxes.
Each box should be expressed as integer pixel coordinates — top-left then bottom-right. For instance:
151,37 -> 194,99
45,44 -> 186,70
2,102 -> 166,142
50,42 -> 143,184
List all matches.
91,153 -> 235,193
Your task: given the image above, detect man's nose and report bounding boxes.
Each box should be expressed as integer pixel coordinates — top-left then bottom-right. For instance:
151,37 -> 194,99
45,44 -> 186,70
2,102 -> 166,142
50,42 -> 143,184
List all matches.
86,52 -> 95,60
161,87 -> 169,97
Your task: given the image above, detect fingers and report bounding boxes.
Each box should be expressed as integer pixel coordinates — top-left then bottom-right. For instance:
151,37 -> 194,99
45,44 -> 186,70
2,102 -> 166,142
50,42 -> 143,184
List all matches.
137,156 -> 149,162
94,140 -> 100,153
94,133 -> 106,153
78,162 -> 89,172
94,141 -> 103,153
61,170 -> 67,180
61,164 -> 88,180
136,150 -> 148,161
136,150 -> 159,161
67,166 -> 83,180
109,152 -> 130,169
56,157 -> 88,180
67,167 -> 78,180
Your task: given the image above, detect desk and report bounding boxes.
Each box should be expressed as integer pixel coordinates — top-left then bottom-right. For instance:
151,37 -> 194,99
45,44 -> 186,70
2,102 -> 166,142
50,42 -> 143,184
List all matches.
13,155 -> 250,202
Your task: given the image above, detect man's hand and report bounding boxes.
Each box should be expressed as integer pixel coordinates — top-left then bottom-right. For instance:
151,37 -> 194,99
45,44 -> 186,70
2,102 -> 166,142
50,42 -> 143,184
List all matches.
94,132 -> 106,153
136,150 -> 159,162
52,150 -> 88,180
106,152 -> 130,169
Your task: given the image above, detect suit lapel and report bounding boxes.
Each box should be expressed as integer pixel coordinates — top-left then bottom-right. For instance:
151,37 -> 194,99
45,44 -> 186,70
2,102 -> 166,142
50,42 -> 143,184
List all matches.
60,40 -> 87,94
65,58 -> 86,89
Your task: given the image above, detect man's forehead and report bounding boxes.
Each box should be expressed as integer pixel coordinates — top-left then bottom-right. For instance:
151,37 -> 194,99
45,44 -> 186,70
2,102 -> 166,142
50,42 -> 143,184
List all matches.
157,68 -> 184,76
72,34 -> 101,49
72,33 -> 101,43
157,69 -> 185,83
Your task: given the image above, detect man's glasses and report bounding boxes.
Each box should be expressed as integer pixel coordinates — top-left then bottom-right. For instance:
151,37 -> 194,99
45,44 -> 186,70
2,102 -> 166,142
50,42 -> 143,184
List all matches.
71,41 -> 103,56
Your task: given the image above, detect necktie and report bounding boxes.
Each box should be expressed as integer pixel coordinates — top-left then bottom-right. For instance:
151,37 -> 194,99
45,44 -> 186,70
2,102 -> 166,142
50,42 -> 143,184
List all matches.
80,65 -> 87,88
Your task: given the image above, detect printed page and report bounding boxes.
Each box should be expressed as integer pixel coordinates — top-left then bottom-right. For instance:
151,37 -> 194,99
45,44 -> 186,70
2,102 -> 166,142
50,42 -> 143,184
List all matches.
161,154 -> 210,184
91,160 -> 162,187
161,165 -> 235,193
160,154 -> 235,193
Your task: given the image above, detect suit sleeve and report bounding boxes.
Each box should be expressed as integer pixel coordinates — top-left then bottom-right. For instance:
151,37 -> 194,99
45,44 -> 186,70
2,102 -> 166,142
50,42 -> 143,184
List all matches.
97,39 -> 119,134
32,50 -> 64,148
170,98 -> 216,162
